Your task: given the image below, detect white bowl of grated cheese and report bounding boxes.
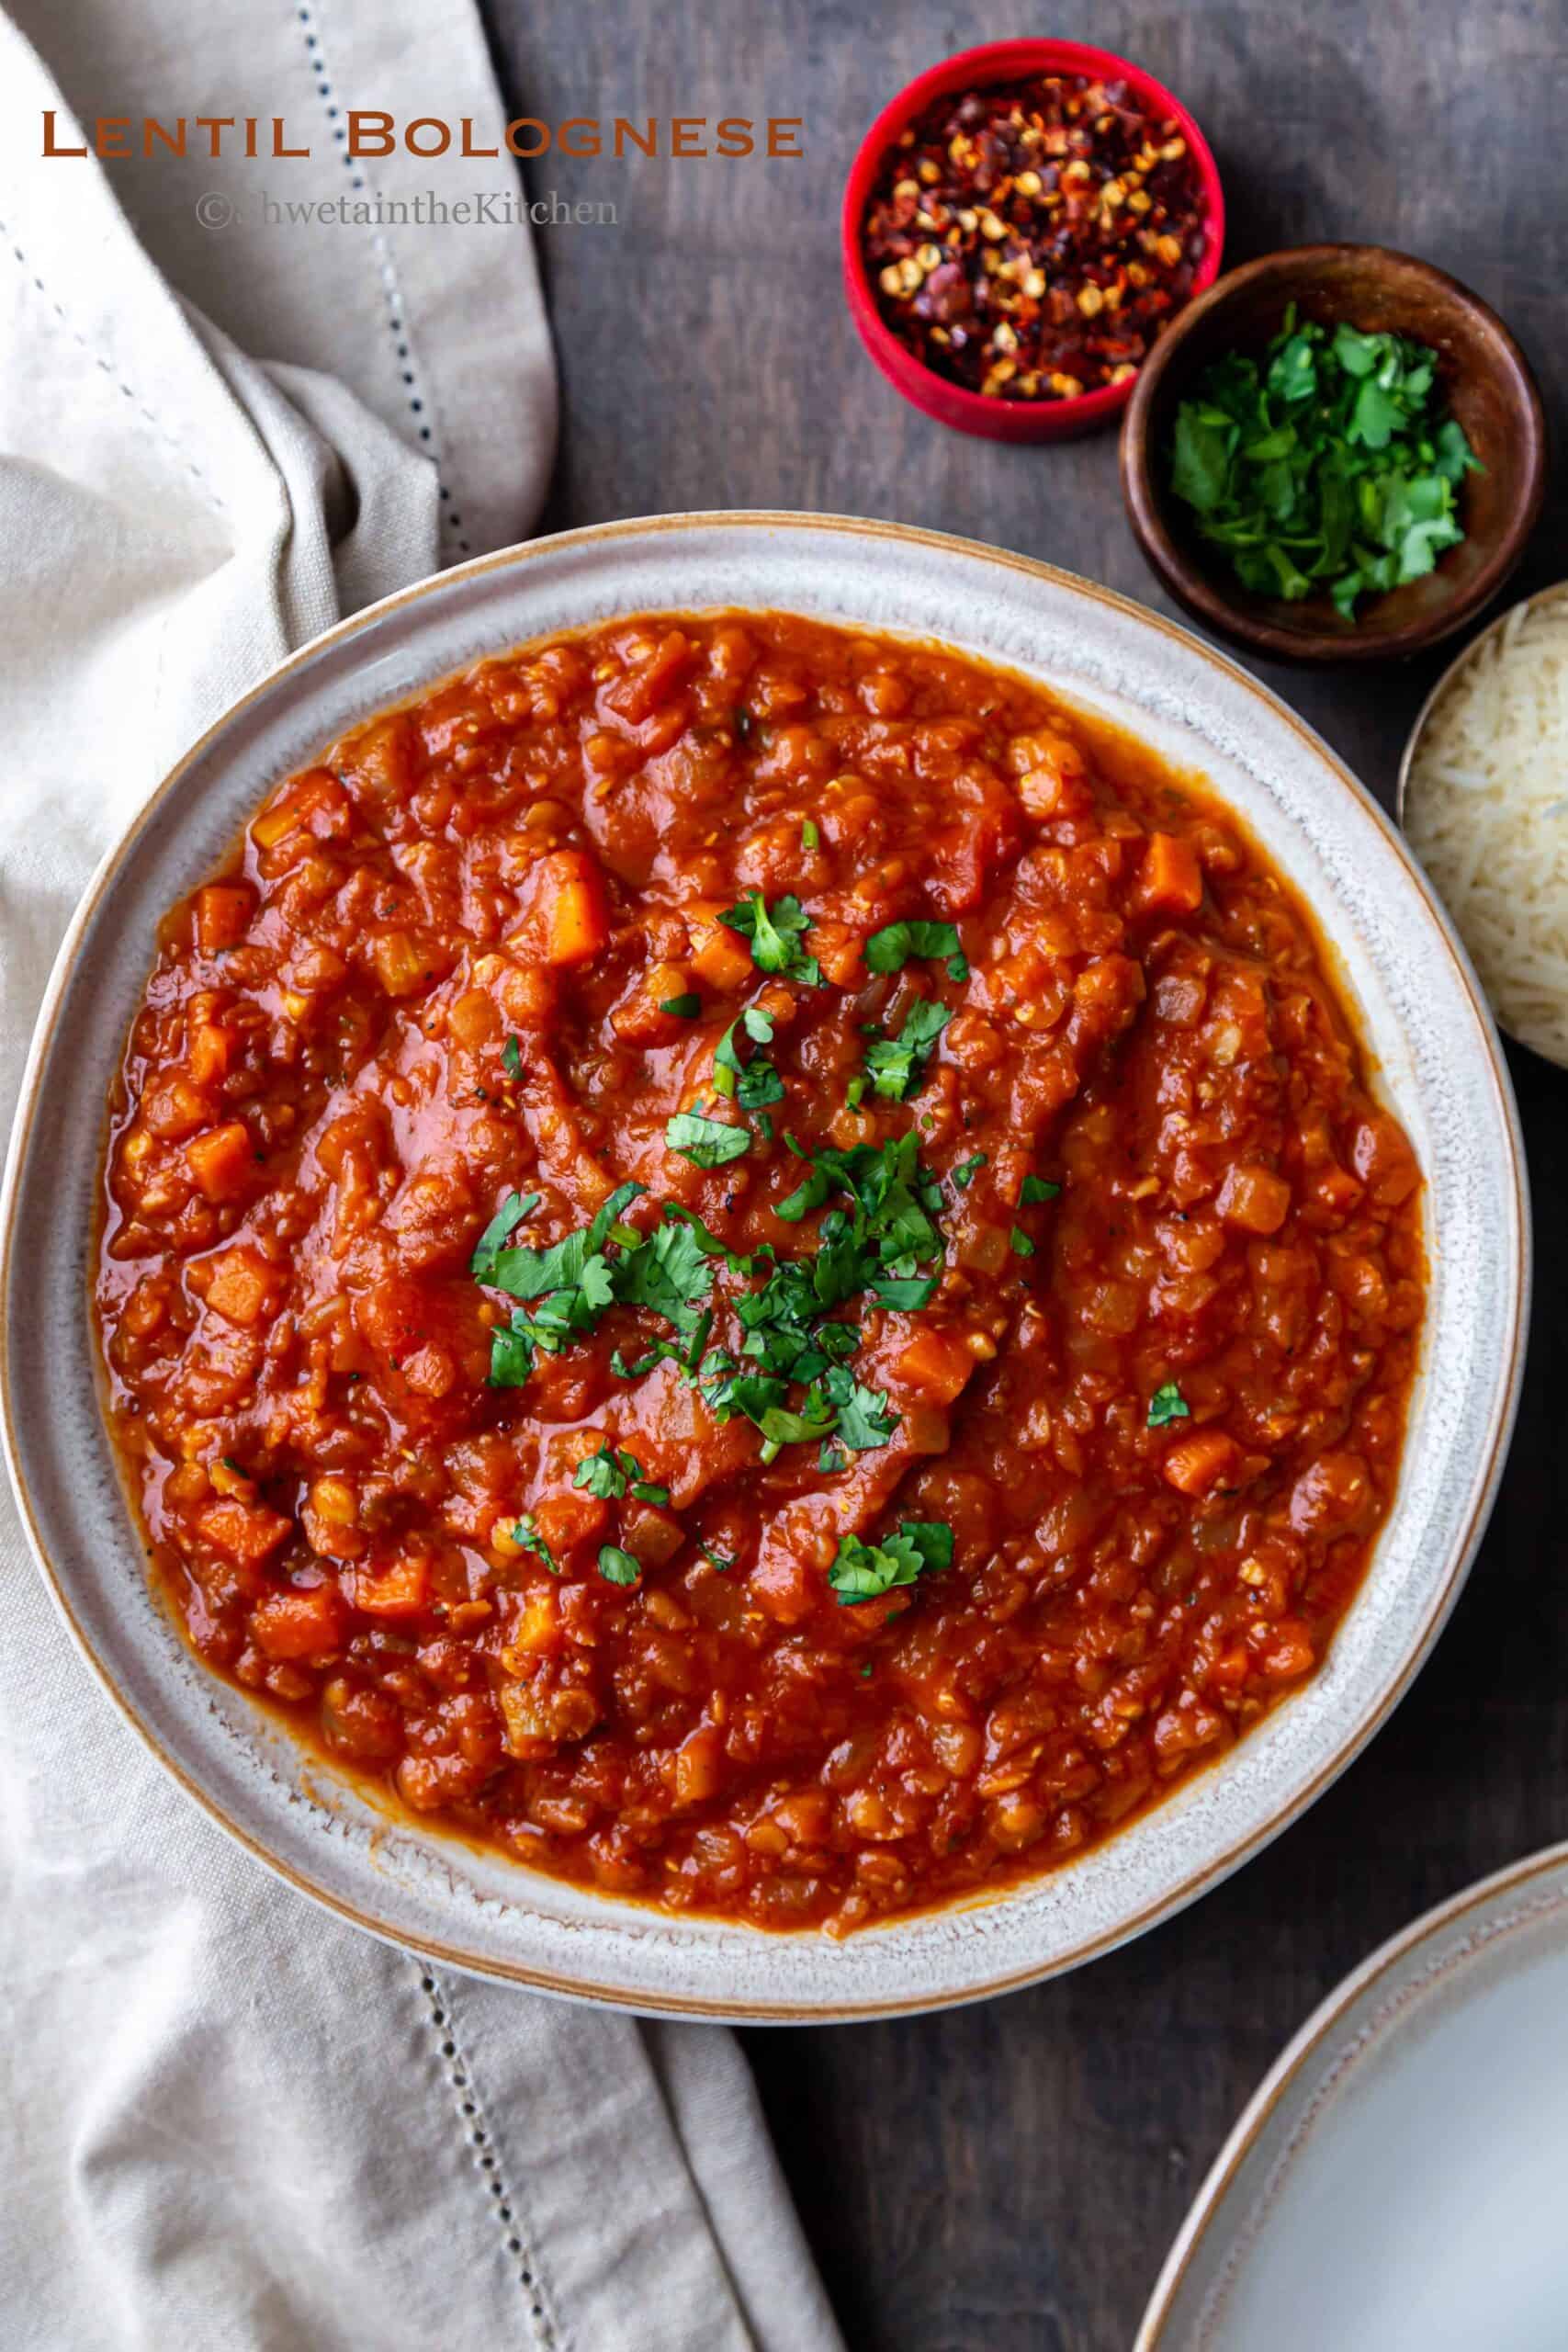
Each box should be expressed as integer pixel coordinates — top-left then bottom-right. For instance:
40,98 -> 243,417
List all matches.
1401,582 -> 1568,1069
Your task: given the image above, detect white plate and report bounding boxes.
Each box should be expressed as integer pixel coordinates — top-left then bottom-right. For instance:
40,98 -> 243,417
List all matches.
1139,1842 -> 1568,2348
0,512 -> 1529,2020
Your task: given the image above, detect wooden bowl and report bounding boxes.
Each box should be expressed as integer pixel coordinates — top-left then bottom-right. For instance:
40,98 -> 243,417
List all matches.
1121,245 -> 1548,663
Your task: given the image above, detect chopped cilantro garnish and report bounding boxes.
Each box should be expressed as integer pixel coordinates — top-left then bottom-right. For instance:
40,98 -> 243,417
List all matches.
1168,308 -> 1481,619
697,1135 -> 946,1463
509,1512 -> 559,1575
863,997 -> 950,1102
597,1544 -> 642,1586
1148,1381 -> 1191,1429
863,918 -> 964,976
660,992 -> 702,1019
1021,1175 -> 1061,1203
474,1127 -> 948,1466
574,1441 -> 669,1505
471,1189 -> 542,1277
475,1184 -> 717,1387
802,818 -> 820,851
502,1035 -> 524,1078
665,1107 -> 751,1168
828,1371 -> 899,1452
872,1274 -> 937,1310
951,1153 -> 987,1191
714,1005 -> 784,1111
828,1519 -> 954,1607
615,1216 -> 719,1338
758,1397 -> 837,1462
698,1539 -> 734,1573
1009,1226 -> 1034,1258
818,1441 -> 846,1474
774,1133 -> 942,1271
575,1441 -> 627,1499
719,888 -> 822,986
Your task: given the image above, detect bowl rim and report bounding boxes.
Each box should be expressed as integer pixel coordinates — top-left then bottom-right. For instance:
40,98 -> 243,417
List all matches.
1120,242 -> 1551,663
840,38 -> 1226,443
1134,1835 -> 1568,2346
0,510 -> 1530,2020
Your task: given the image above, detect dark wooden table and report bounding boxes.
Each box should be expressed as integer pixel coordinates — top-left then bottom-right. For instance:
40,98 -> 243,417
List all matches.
478,5 -> 1566,2343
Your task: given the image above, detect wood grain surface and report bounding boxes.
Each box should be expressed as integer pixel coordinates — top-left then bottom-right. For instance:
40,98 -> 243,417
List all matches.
476,6 -> 1567,2343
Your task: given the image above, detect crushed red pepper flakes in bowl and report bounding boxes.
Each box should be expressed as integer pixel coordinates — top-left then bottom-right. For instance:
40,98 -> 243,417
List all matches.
842,40 -> 1224,443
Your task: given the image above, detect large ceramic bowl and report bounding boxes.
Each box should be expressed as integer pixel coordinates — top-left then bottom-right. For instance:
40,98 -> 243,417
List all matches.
0,513 -> 1528,2022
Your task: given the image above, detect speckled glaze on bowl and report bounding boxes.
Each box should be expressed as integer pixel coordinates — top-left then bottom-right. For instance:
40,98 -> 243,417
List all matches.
0,514 -> 1529,2022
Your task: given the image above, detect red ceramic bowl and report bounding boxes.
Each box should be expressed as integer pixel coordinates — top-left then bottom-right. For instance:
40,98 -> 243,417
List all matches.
841,39 -> 1226,443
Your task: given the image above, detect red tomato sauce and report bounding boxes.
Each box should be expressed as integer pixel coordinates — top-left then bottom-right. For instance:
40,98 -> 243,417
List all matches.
96,613 -> 1425,1935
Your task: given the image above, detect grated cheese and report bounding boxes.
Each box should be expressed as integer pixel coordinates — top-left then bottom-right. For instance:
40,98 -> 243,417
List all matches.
1404,583 -> 1568,1068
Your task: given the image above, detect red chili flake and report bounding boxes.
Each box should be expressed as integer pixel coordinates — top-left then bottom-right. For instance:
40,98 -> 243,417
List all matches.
860,74 -> 1209,402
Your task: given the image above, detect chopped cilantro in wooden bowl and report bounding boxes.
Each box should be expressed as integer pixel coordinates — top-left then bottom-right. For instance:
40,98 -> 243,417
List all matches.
1168,311 -> 1479,619
1120,243 -> 1546,663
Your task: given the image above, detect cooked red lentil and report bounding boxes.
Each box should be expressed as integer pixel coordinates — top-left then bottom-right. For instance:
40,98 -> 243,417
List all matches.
96,613 -> 1424,1936
861,74 -> 1209,401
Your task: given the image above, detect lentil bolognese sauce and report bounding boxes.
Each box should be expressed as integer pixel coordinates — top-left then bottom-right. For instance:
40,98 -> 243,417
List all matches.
95,614 -> 1424,1936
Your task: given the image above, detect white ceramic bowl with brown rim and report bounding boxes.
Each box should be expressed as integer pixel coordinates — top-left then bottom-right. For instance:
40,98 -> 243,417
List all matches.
0,513 -> 1529,2021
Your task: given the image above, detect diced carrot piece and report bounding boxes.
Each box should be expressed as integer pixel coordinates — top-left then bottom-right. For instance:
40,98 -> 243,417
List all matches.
398,1343 -> 457,1400
1307,1161 -> 1364,1216
605,628 -> 695,724
1254,1620 -> 1316,1680
1350,1114 -> 1421,1207
749,1548 -> 816,1625
371,929 -> 430,997
341,713 -> 416,801
188,1022 -> 237,1087
447,987 -> 501,1049
534,1487 -> 609,1556
302,1470 -> 366,1559
185,1121 -> 255,1202
808,919 -> 864,990
494,961 -> 556,1031
622,1500 -> 684,1566
199,1497 -> 294,1567
673,1724 -> 723,1807
252,1583 -> 347,1659
1215,1163 -> 1292,1236
541,851 -> 610,966
353,1555 -> 431,1617
144,1074 -> 211,1141
609,961 -> 694,1046
201,1246 -> 276,1327
687,909 -> 755,993
511,851 -> 611,968
1162,1430 -> 1243,1497
197,883 -> 255,955
508,1588 -> 561,1657
252,797 -> 302,851
1135,833 -> 1203,917
895,1324 -> 976,1406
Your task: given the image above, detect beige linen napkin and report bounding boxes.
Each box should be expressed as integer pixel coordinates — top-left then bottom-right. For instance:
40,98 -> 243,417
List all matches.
0,13 -> 840,2349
